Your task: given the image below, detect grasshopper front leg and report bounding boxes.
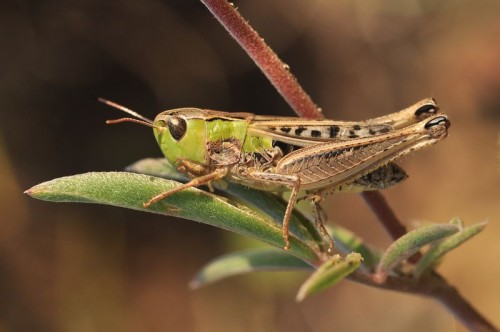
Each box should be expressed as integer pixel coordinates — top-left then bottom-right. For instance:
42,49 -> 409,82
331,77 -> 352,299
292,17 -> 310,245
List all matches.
143,168 -> 228,208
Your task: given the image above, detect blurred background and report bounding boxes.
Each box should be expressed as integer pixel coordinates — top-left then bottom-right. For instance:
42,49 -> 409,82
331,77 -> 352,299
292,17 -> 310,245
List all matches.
1,0 -> 499,331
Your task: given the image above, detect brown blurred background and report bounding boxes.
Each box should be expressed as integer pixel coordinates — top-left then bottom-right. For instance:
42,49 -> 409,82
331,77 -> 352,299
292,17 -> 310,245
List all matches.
1,1 -> 499,331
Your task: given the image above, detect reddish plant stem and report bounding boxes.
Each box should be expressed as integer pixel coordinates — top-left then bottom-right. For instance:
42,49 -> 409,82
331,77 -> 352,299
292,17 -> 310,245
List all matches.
430,274 -> 498,332
200,0 -> 322,119
202,0 -> 420,262
348,271 -> 497,332
361,191 -> 422,263
361,191 -> 407,239
200,0 -> 410,240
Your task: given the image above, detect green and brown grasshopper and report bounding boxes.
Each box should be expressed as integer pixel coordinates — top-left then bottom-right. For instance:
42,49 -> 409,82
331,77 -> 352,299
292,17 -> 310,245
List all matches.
102,98 -> 449,252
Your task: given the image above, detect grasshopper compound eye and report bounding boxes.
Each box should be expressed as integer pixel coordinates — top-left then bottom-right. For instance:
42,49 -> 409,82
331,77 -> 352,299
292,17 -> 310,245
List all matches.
167,116 -> 187,141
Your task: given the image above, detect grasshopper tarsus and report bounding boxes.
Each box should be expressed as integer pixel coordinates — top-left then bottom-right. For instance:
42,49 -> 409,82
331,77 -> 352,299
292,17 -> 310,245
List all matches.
311,199 -> 335,254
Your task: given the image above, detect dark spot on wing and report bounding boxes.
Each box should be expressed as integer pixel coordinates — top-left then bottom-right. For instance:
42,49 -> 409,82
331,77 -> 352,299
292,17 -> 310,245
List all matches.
369,128 -> 376,135
353,125 -> 361,130
272,140 -> 299,155
311,130 -> 321,138
295,126 -> 306,136
379,127 -> 390,134
280,127 -> 291,133
268,126 -> 277,131
329,125 -> 339,138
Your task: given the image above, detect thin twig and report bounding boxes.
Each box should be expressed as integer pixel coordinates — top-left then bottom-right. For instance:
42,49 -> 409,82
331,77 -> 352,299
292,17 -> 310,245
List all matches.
200,0 -> 411,239
202,0 -> 415,255
361,191 -> 421,262
361,191 -> 408,239
348,271 -> 497,332
200,0 -> 322,119
428,273 -> 498,332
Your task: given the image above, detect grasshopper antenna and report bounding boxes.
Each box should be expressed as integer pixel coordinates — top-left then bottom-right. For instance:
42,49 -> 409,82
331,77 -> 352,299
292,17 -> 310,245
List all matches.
98,98 -> 153,123
98,98 -> 164,131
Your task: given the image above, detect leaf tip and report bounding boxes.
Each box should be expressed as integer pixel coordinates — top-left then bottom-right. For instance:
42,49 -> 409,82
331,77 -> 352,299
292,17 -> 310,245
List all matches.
24,187 -> 37,197
296,253 -> 362,301
295,289 -> 306,302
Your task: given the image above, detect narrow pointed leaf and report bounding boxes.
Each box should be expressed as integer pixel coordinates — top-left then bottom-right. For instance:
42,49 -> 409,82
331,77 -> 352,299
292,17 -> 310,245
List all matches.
127,158 -> 322,247
449,217 -> 464,229
126,157 -> 188,182
127,159 -> 384,260
190,248 -> 312,289
25,172 -> 321,264
375,224 -> 459,283
296,253 -> 362,301
413,221 -> 487,278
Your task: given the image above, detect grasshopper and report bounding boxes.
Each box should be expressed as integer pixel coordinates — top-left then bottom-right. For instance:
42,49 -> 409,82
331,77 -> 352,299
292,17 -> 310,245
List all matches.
101,98 -> 449,252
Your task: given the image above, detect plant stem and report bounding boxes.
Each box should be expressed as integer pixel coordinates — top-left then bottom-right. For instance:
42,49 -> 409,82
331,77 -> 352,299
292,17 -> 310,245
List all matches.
361,191 -> 422,262
348,271 -> 498,332
361,191 -> 408,239
200,0 -> 322,119
429,274 -> 498,332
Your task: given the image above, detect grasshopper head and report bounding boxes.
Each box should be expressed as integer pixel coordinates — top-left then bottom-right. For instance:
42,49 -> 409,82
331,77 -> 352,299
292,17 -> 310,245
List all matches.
101,99 -> 209,167
153,109 -> 208,166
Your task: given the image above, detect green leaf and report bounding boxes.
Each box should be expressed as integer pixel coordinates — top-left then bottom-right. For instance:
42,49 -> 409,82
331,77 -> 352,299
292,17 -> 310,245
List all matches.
189,248 -> 312,288
449,217 -> 464,228
127,159 -> 383,260
126,158 -> 188,182
413,220 -> 487,278
25,172 -> 321,264
375,223 -> 460,283
127,158 -> 323,248
296,253 -> 362,301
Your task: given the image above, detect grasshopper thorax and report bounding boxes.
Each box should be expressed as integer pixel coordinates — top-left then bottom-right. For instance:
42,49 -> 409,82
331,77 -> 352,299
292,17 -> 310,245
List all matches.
154,108 -> 251,168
